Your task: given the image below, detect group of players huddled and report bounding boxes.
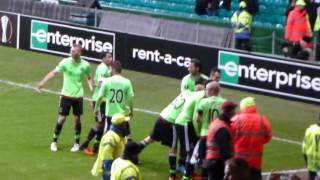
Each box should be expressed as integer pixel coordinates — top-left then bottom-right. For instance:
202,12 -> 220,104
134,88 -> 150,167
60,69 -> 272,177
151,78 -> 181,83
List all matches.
37,44 -> 272,180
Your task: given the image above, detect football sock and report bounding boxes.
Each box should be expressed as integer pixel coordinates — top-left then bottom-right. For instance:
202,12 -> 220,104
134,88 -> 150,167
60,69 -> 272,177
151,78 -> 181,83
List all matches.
52,122 -> 63,142
169,154 -> 177,178
87,127 -> 98,141
75,122 -> 81,144
93,129 -> 103,153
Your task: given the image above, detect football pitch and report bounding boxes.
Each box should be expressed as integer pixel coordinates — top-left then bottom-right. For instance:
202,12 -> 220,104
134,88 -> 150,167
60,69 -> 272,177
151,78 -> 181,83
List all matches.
0,45 -> 318,179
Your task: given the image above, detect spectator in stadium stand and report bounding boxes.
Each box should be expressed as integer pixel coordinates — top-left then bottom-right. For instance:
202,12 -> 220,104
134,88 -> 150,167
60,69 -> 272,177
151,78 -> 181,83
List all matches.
231,1 -> 253,51
180,58 -> 208,92
223,158 -> 251,180
284,0 -> 312,47
204,101 -> 238,180
230,97 -> 272,180
91,113 -> 130,180
110,142 -> 142,180
36,44 -> 93,153
195,0 -> 231,16
302,114 -> 320,180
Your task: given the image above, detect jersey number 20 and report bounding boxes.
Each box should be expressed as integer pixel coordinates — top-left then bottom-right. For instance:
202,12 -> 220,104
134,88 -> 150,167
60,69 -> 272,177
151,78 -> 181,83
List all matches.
110,89 -> 123,103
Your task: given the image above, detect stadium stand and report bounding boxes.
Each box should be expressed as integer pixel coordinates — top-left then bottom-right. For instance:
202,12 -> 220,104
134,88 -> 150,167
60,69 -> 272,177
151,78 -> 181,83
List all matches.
93,0 -> 288,27
1,0 -> 305,57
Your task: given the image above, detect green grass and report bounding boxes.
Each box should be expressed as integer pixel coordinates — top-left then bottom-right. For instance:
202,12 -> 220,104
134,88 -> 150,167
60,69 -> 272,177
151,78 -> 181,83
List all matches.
0,45 -> 318,179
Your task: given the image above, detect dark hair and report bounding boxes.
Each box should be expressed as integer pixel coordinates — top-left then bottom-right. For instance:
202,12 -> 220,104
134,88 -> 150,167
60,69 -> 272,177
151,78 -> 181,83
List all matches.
100,51 -> 113,59
112,61 -> 122,73
225,158 -> 251,180
210,67 -> 220,74
191,58 -> 202,73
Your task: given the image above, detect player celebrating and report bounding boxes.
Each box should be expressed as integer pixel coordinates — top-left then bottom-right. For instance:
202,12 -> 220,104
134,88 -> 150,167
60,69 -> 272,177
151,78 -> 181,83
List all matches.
94,61 -> 134,139
194,81 -> 225,179
37,44 -> 93,152
139,84 -> 204,180
181,58 -> 208,92
81,51 -> 113,156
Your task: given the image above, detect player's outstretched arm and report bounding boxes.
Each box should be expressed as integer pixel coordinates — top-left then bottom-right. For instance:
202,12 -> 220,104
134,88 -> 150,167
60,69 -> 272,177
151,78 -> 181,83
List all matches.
36,69 -> 58,93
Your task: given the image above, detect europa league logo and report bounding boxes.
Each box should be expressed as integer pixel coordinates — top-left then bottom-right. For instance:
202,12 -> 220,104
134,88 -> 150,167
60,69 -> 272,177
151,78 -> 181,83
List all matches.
1,15 -> 13,44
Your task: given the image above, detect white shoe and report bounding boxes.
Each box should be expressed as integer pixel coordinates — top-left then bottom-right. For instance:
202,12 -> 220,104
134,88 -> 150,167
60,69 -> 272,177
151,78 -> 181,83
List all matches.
70,143 -> 80,152
50,142 -> 58,152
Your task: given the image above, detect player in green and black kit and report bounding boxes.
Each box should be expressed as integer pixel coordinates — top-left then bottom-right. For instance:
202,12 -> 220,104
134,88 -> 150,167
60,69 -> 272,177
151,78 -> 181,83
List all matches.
37,44 -> 93,152
94,61 -> 134,138
194,81 -> 225,179
80,51 -> 113,156
138,89 -> 194,180
180,58 -> 208,92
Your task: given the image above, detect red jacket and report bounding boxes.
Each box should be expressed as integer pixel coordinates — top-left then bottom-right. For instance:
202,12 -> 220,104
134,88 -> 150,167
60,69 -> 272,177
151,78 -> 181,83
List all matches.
285,7 -> 312,42
231,106 -> 272,170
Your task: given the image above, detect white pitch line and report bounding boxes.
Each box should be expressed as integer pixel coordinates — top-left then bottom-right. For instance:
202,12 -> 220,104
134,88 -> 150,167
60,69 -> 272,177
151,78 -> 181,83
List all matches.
262,168 -> 307,176
0,79 -> 302,146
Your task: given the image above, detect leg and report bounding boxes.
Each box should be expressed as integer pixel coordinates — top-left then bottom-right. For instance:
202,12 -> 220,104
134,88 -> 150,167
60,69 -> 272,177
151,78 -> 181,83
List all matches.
74,115 -> 81,144
176,125 -> 187,173
81,102 -> 105,152
169,125 -> 178,179
197,137 -> 208,179
243,39 -> 251,51
52,115 -> 67,143
70,98 -> 83,152
104,116 -> 112,133
235,39 -> 242,50
92,121 -> 105,153
182,123 -> 199,180
207,160 -> 224,180
50,96 -> 71,151
138,117 -> 165,150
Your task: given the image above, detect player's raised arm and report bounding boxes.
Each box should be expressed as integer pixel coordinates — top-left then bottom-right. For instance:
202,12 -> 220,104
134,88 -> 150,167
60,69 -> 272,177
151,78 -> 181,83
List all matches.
36,69 -> 59,92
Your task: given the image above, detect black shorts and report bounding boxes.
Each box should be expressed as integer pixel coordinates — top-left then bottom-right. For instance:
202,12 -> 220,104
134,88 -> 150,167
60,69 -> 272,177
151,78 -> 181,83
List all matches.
184,122 -> 199,154
150,117 -> 177,147
93,101 -> 106,123
58,96 -> 83,116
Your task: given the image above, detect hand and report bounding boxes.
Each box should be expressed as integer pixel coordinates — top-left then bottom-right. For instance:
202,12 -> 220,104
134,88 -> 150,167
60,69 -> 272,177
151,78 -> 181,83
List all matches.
36,82 -> 44,93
